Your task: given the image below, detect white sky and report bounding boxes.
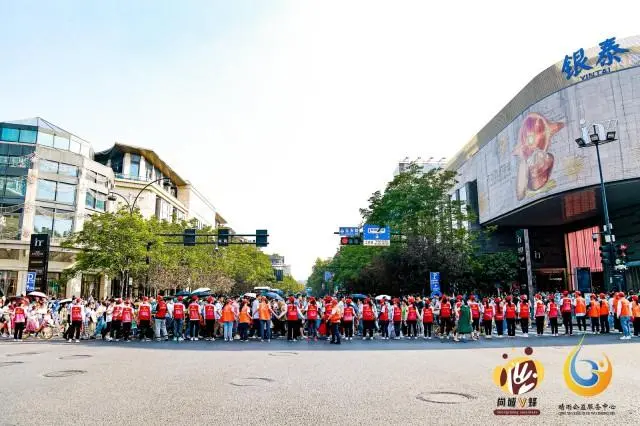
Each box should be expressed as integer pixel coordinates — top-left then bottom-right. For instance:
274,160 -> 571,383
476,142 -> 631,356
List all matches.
1,1 -> 639,280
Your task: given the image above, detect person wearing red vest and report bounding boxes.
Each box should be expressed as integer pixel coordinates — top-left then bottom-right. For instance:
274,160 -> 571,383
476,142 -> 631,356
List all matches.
305,297 -> 319,341
172,296 -> 185,341
111,298 -> 123,341
377,298 -> 390,340
137,297 -> 152,341
154,296 -> 168,341
533,294 -> 546,336
204,296 -> 217,341
599,293 -> 610,334
504,296 -> 517,337
631,295 -> 640,337
391,299 -> 402,339
121,299 -> 134,342
493,297 -> 504,337
361,298 -> 376,340
68,298 -> 84,343
468,296 -> 481,339
188,296 -> 201,341
587,294 -> 600,334
560,291 -> 573,336
518,295 -> 530,337
616,292 -> 632,340
574,291 -> 587,333
285,297 -> 302,342
12,299 -> 28,341
422,298 -> 434,339
341,298 -> 355,341
438,295 -> 453,340
548,298 -> 559,336
480,298 -> 493,339
406,299 -> 418,339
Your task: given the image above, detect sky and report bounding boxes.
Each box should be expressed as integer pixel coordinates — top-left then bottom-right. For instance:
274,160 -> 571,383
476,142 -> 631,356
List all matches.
1,1 -> 639,280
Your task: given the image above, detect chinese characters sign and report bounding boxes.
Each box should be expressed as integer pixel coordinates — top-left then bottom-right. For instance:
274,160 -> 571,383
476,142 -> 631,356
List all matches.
562,37 -> 629,80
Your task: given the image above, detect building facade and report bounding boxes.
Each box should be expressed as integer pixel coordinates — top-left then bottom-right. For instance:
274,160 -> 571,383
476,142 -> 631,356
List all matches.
447,35 -> 640,292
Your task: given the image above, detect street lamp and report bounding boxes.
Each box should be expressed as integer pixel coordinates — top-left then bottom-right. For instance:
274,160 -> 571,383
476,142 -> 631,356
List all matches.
575,125 -> 617,289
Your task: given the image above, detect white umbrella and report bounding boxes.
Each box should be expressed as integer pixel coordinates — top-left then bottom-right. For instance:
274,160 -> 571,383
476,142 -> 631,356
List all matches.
59,298 -> 72,304
192,287 -> 210,293
28,291 -> 47,298
375,294 -> 391,301
244,292 -> 257,299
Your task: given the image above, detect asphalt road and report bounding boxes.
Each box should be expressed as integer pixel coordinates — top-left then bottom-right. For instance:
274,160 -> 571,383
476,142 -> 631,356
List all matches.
1,333 -> 638,425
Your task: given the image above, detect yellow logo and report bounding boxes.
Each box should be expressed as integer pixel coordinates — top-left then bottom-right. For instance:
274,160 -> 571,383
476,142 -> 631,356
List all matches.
563,336 -> 612,397
493,347 -> 545,395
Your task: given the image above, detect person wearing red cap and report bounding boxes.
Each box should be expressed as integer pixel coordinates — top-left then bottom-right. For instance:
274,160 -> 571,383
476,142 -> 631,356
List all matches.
481,298 -> 493,339
518,295 -> 530,337
494,297 -> 504,338
468,296 -> 480,339
598,293 -> 610,334
533,294 -> 546,336
285,296 -> 303,342
405,298 -> 418,339
504,296 -> 517,337
329,299 -> 343,344
121,299 -> 134,342
204,296 -> 216,341
616,292 -> 632,340
68,298 -> 84,343
221,298 -> 237,342
172,296 -> 185,341
111,298 -> 124,341
422,298 -> 434,339
238,299 -> 251,341
560,290 -> 573,336
360,298 -> 377,340
154,295 -> 168,341
137,296 -> 152,341
305,297 -> 319,341
188,296 -> 201,341
631,295 -> 640,337
588,294 -> 600,334
342,298 -> 355,341
378,298 -> 390,340
12,298 -> 28,341
437,295 -> 453,340
574,291 -> 587,333
548,296 -> 559,336
391,298 -> 402,339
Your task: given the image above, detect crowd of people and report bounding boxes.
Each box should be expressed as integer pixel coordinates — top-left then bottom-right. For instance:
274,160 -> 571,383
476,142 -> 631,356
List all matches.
1,290 -> 640,344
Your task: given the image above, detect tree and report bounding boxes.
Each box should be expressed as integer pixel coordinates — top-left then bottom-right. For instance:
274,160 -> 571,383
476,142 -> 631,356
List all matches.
471,251 -> 519,295
307,258 -> 331,296
279,275 -> 304,295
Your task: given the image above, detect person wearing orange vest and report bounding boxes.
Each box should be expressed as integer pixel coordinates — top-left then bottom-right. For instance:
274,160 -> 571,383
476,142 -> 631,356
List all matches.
121,299 -> 134,342
548,298 -> 559,336
137,296 -> 152,341
406,298 -> 418,339
12,299 -> 28,341
468,296 -> 481,339
111,298 -> 123,341
533,294 -> 546,336
616,292 -> 632,340
221,299 -> 237,342
238,300 -> 252,342
504,296 -> 517,337
329,300 -> 343,344
560,290 -> 573,336
631,295 -> 640,337
574,291 -> 587,333
422,298 -> 434,339
172,296 -> 185,341
258,296 -> 274,342
154,296 -> 169,341
378,298 -> 390,340
518,295 -> 530,337
438,295 -> 453,340
599,293 -> 610,334
204,296 -> 217,341
494,297 -> 504,338
341,298 -> 355,341
68,298 -> 84,343
587,294 -> 600,334
188,296 -> 201,341
481,298 -> 493,339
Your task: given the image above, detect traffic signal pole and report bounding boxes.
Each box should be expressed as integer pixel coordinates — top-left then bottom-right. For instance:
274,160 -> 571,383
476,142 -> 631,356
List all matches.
594,139 -> 615,290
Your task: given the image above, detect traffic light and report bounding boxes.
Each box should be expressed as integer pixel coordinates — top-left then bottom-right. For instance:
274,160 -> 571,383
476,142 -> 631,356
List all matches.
615,243 -> 629,265
217,228 -> 230,247
183,228 -> 196,247
274,269 -> 283,282
340,236 -> 361,245
599,244 -> 614,266
256,229 -> 268,247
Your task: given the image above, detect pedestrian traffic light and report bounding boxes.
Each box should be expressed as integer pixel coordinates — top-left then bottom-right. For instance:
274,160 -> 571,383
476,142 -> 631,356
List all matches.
217,228 -> 230,247
340,236 -> 361,245
256,229 -> 268,247
615,243 -> 629,265
599,244 -> 614,266
183,228 -> 196,247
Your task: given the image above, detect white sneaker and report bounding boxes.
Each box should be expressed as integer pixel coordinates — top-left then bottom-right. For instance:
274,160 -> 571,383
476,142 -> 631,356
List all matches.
194,337 -> 199,341
67,339 -> 72,343
75,339 -> 80,343
523,334 -> 528,337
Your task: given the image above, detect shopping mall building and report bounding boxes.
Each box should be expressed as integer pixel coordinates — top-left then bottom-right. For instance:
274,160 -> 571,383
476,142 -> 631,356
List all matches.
447,35 -> 640,293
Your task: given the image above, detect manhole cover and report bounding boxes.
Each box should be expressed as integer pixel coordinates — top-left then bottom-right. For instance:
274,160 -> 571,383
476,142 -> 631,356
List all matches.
59,355 -> 92,360
229,377 -> 275,387
43,370 -> 87,378
268,352 -> 298,357
416,391 -> 476,405
0,361 -> 24,367
6,352 -> 40,357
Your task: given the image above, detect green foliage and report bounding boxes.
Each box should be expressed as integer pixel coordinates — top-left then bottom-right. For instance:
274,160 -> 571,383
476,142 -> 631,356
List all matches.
471,251 -> 519,295
307,258 -> 331,296
278,275 -> 304,295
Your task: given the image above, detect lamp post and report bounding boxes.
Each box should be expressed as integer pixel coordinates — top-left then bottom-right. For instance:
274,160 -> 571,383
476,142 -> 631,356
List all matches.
106,177 -> 177,297
575,126 -> 618,290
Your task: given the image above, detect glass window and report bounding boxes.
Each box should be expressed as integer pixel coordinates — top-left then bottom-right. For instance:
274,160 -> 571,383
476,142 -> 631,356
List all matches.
7,144 -> 22,156
0,176 -> 5,196
146,165 -> 152,180
53,214 -> 73,237
53,135 -> 70,150
34,212 -> 54,234
58,163 -> 78,177
0,156 -> 8,165
85,190 -> 95,208
0,127 -> 19,142
4,177 -> 26,198
56,182 -> 76,204
129,154 -> 140,177
36,179 -> 56,201
69,139 -> 81,154
95,193 -> 106,211
39,159 -> 59,174
18,129 -> 37,143
37,132 -> 54,147
84,169 -> 97,182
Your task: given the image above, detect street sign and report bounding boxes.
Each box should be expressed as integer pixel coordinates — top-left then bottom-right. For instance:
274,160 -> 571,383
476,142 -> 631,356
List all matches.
324,271 -> 334,282
429,272 -> 441,296
362,224 -> 390,247
26,271 -> 36,293
28,234 -> 50,293
339,227 -> 359,237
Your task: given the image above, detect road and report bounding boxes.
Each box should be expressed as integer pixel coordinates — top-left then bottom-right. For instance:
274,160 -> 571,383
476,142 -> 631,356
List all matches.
1,334 -> 638,425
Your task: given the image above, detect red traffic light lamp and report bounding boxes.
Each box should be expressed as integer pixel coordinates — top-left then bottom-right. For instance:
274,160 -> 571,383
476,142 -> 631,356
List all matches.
340,236 -> 349,245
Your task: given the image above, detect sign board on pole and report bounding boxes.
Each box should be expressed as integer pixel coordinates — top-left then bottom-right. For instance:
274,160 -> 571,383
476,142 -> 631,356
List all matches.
324,271 -> 333,282
26,271 -> 37,293
362,224 -> 391,247
429,272 -> 441,296
28,234 -> 50,293
339,227 -> 359,237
